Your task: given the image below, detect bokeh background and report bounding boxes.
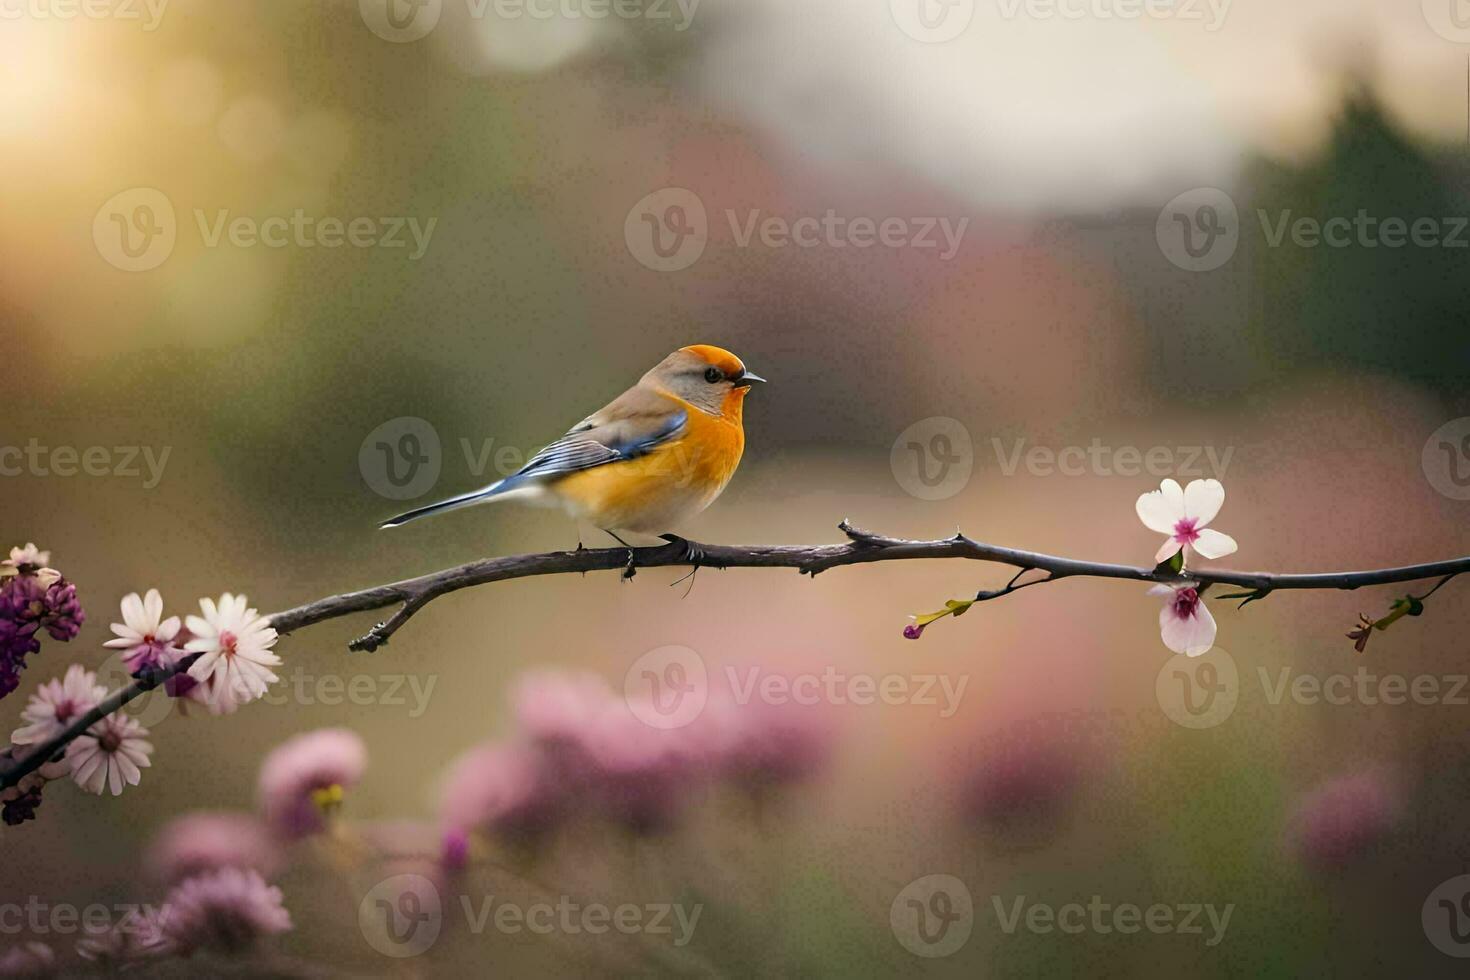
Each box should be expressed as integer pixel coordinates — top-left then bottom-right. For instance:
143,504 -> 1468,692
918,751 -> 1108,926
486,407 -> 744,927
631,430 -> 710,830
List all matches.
4,0 -> 1470,975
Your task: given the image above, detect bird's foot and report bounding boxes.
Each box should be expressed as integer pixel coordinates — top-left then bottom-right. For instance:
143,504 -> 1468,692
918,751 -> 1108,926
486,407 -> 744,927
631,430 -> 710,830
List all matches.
658,534 -> 706,565
621,548 -> 637,581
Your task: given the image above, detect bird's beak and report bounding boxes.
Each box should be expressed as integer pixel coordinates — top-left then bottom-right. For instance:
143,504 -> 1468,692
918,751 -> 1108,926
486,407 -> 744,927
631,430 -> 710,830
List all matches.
735,370 -> 766,387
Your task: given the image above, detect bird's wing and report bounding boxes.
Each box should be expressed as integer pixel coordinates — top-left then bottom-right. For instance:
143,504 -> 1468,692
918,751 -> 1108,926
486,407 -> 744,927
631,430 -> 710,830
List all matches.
512,385 -> 687,483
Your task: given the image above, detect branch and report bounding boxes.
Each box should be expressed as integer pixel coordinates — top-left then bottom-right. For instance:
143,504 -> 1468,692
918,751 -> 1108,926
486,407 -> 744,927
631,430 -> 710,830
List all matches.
3,520 -> 1467,793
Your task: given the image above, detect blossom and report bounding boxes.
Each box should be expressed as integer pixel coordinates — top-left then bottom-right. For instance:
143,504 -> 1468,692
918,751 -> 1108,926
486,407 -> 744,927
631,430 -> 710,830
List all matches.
184,594 -> 280,710
257,728 -> 367,838
0,750 -> 67,826
145,811 -> 283,884
0,941 -> 54,978
104,589 -> 182,674
10,664 -> 106,747
65,712 -> 153,796
439,742 -> 561,842
692,692 -> 833,790
512,670 -> 614,746
1148,581 -> 1217,656
159,868 -> 291,955
76,908 -> 167,969
1285,770 -> 1399,871
959,720 -> 1084,829
1135,478 -> 1238,564
582,702 -> 699,834
1,544 -> 49,574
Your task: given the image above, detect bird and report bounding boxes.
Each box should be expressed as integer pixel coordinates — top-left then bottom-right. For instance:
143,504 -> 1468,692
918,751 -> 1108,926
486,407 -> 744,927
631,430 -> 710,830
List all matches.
380,345 -> 763,568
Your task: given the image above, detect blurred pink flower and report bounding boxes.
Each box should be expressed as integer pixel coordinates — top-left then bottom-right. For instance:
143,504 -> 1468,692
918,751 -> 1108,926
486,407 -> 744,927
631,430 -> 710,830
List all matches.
0,941 -> 54,978
960,720 -> 1083,828
146,811 -> 283,884
582,703 -> 697,834
512,670 -> 613,746
104,589 -> 182,674
76,907 -> 167,968
1148,581 -> 1217,657
257,728 -> 367,839
160,868 -> 291,955
1285,770 -> 1400,871
439,741 -> 561,842
65,712 -> 152,796
1136,478 -> 1238,564
693,692 -> 833,790
184,593 -> 280,711
10,664 -> 106,748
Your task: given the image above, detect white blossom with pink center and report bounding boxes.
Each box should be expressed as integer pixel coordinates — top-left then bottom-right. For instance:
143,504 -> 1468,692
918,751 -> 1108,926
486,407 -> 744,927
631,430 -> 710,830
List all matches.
66,712 -> 153,796
1135,478 -> 1238,564
103,589 -> 182,673
184,593 -> 281,711
10,664 -> 107,748
1148,581 -> 1217,656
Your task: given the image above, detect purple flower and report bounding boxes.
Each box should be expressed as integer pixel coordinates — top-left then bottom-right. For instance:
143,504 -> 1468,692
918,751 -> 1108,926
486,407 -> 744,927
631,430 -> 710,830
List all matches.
257,728 -> 367,839
40,580 -> 83,642
0,786 -> 43,827
146,811 -> 283,885
160,868 -> 291,955
439,742 -> 561,844
1285,770 -> 1400,871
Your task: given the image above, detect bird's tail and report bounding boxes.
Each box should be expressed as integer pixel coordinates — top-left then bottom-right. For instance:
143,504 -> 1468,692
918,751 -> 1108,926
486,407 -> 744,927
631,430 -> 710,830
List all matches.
379,481 -> 510,528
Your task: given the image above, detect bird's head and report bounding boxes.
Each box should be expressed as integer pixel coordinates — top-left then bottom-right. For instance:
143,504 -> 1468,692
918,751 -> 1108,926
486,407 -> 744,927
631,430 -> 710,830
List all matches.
644,345 -> 765,417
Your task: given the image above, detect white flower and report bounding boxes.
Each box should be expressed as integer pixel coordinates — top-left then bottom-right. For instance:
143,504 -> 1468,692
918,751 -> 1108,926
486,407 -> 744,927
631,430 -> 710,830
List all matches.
67,713 -> 153,796
184,594 -> 281,711
1149,581 -> 1217,657
1136,478 -> 1238,564
103,589 -> 182,673
3,543 -> 50,570
11,664 -> 107,748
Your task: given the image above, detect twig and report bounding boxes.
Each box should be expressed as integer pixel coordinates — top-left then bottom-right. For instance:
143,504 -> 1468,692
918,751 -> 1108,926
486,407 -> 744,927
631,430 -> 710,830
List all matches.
2,520 -> 1468,794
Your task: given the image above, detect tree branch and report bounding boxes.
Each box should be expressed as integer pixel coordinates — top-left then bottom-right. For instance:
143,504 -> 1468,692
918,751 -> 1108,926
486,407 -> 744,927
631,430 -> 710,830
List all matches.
2,520 -> 1467,794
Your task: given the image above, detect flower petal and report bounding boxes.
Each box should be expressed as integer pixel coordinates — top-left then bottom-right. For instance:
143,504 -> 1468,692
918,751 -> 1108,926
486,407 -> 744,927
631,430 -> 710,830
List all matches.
1136,479 -> 1185,533
1191,528 -> 1238,560
1155,538 -> 1182,563
1183,479 -> 1225,527
143,589 -> 164,628
1159,598 -> 1217,657
120,592 -> 145,629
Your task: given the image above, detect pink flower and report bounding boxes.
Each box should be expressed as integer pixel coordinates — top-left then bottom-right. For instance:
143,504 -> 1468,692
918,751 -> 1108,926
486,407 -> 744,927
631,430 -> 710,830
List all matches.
184,594 -> 281,711
960,719 -> 1084,828
1148,580 -> 1217,656
103,589 -> 182,674
1136,478 -> 1238,564
1285,770 -> 1400,871
439,742 -> 561,842
582,702 -> 697,834
693,693 -> 833,790
257,728 -> 367,839
159,868 -> 291,955
0,941 -> 54,978
76,908 -> 167,968
1,545 -> 50,574
145,811 -> 283,884
10,664 -> 106,748
65,713 -> 152,796
512,670 -> 614,746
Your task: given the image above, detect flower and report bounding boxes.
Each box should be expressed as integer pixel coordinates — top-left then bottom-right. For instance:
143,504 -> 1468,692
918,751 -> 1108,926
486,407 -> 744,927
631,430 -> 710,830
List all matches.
439,742 -> 561,842
582,702 -> 699,834
10,664 -> 106,748
1149,581 -> 1217,656
959,720 -> 1084,828
146,811 -> 283,884
184,594 -> 280,711
1,786 -> 43,827
257,728 -> 367,838
693,692 -> 833,790
1285,770 -> 1399,871
104,589 -> 182,674
39,580 -> 83,642
159,868 -> 291,955
512,670 -> 614,746
65,712 -> 153,796
0,941 -> 54,978
76,908 -> 167,969
1,544 -> 49,574
1135,478 -> 1238,564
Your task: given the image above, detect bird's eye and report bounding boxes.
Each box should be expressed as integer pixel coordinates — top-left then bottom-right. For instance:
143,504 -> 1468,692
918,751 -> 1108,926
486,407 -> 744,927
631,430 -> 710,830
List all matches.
703,366 -> 722,383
